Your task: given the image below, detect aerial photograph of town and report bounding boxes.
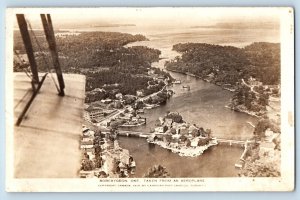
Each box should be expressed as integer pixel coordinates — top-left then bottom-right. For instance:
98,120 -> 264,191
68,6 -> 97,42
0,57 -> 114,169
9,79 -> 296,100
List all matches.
10,8 -> 284,183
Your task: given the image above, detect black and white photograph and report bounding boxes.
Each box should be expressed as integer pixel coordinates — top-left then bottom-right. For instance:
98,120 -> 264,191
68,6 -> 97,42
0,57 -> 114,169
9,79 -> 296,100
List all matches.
5,7 -> 294,192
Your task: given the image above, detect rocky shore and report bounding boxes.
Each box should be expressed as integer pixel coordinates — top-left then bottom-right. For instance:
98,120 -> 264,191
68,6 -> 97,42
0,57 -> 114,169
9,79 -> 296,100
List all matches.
151,139 -> 218,157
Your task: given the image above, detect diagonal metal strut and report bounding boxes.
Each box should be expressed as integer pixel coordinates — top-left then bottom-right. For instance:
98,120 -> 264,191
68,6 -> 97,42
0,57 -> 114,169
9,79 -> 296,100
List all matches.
41,14 -> 65,96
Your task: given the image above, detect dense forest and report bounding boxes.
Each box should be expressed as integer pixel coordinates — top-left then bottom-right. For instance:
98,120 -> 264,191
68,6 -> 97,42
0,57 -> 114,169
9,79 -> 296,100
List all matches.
165,42 -> 280,86
165,42 -> 280,115
14,31 -> 170,100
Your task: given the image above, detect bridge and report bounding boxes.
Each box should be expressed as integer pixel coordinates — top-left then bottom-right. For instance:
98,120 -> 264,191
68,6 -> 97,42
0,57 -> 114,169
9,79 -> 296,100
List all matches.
215,138 -> 255,147
117,130 -> 254,146
117,130 -> 254,169
117,130 -> 150,138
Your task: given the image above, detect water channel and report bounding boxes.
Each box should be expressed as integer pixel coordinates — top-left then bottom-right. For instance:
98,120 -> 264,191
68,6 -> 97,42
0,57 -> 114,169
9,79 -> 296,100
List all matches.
118,36 -> 258,177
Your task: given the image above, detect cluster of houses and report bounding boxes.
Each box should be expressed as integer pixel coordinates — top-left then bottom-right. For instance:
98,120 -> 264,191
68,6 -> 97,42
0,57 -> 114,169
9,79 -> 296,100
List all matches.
244,77 -> 280,96
84,95 -> 148,128
80,125 -> 136,178
147,112 -> 216,151
114,106 -> 146,127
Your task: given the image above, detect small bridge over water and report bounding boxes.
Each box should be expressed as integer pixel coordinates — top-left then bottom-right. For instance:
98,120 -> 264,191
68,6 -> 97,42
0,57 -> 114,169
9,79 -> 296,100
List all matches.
215,138 -> 255,147
117,130 -> 254,169
118,130 -> 150,138
117,130 -> 254,146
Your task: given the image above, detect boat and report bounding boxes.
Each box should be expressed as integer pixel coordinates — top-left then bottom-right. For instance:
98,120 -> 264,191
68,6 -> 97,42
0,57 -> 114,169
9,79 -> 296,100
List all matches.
144,103 -> 160,109
172,80 -> 181,84
182,85 -> 190,91
137,109 -> 144,114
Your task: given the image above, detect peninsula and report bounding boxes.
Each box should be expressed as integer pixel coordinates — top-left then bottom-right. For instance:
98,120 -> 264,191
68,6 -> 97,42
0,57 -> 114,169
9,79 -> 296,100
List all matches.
165,42 -> 280,117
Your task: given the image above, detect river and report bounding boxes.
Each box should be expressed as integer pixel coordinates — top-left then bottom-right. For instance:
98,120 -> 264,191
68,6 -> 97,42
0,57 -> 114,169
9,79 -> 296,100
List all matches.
118,70 -> 257,177
116,29 -> 262,177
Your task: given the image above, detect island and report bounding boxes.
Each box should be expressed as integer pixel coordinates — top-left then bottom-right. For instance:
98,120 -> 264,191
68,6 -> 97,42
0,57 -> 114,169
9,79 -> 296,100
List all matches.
147,112 -> 217,157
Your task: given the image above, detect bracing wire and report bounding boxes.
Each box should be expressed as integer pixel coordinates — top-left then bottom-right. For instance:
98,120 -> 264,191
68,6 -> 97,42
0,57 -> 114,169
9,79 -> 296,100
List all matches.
13,49 -> 35,110
26,19 -> 61,93
13,49 -> 33,80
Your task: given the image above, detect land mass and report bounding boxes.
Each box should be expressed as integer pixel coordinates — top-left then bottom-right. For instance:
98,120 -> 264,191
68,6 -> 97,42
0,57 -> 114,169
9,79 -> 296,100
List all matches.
14,31 -> 173,102
165,42 -> 280,116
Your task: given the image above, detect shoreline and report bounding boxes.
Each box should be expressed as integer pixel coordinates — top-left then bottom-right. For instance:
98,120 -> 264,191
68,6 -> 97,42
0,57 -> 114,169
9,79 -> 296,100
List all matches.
166,68 -> 270,118
224,105 -> 260,118
149,139 -> 218,157
166,68 -> 236,93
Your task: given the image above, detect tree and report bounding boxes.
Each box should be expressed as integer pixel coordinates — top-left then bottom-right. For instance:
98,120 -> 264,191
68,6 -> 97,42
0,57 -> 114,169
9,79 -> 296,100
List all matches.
258,94 -> 269,106
239,160 -> 280,177
191,129 -> 199,137
254,118 -> 272,140
164,134 -> 172,143
273,136 -> 281,151
144,165 -> 170,178
179,135 -> 187,142
205,129 -> 212,138
186,139 -> 191,147
198,138 -> 210,146
94,130 -> 102,137
81,159 -> 95,171
165,112 -> 183,123
170,128 -> 177,135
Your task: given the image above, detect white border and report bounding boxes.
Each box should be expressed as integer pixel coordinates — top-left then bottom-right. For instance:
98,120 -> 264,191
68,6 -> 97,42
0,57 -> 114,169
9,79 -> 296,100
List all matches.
5,7 -> 294,192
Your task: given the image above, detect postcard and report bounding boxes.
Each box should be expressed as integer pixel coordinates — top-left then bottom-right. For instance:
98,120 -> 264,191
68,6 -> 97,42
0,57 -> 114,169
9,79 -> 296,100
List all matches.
5,7 -> 294,192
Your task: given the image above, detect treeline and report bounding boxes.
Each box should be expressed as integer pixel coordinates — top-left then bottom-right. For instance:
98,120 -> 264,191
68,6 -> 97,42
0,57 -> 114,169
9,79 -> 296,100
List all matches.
14,31 -> 147,54
14,31 -> 152,72
86,70 -> 151,96
165,42 -> 280,86
14,31 -> 168,99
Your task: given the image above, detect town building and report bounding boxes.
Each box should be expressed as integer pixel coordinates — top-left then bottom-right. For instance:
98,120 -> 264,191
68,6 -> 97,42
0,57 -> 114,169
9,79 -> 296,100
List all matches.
136,90 -> 145,97
115,93 -> 123,99
101,99 -> 113,104
84,106 -> 117,123
155,126 -> 168,133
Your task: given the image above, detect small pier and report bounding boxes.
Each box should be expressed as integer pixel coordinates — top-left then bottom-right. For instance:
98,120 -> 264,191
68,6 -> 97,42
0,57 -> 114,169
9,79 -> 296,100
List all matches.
213,138 -> 253,169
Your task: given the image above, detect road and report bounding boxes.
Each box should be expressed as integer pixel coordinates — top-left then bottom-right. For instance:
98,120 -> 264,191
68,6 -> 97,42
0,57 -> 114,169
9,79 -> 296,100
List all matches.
138,85 -> 167,102
97,109 -> 124,126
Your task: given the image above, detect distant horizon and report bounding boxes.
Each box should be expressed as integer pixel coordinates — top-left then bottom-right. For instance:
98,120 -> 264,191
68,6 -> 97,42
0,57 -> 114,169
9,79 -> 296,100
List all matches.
12,7 -> 280,31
